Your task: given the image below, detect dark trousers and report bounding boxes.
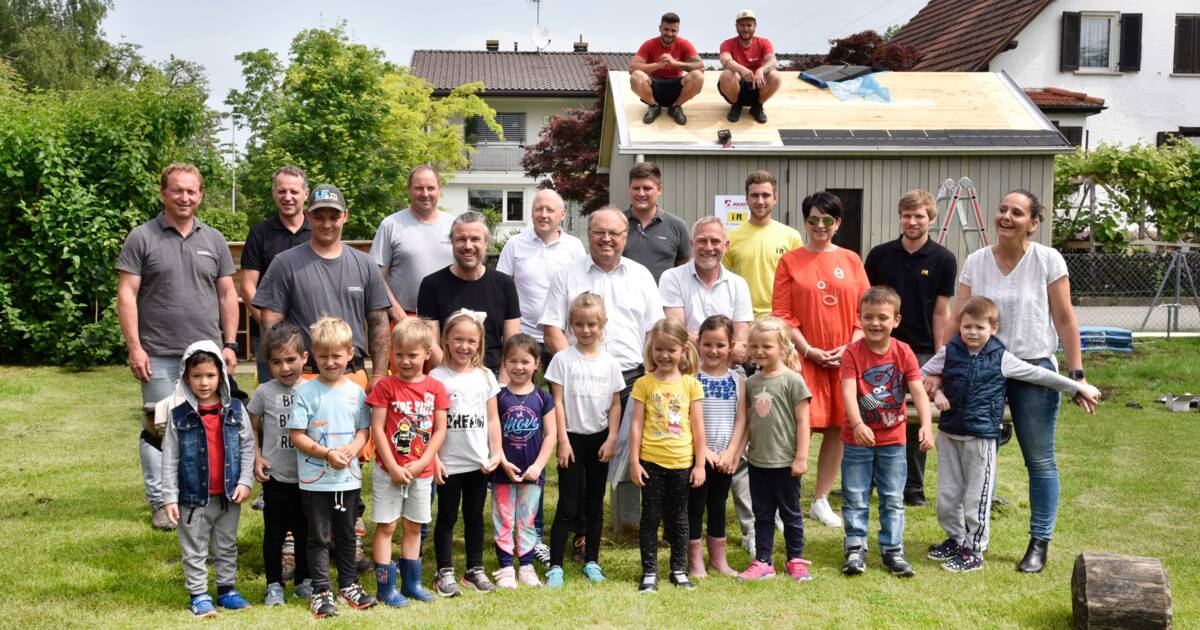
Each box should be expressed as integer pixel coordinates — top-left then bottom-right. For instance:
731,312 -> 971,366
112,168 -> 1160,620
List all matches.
688,463 -> 733,540
550,430 -> 609,566
748,464 -> 805,564
639,460 -> 691,575
905,424 -> 928,499
263,479 -> 309,586
301,488 -> 359,592
434,470 -> 487,570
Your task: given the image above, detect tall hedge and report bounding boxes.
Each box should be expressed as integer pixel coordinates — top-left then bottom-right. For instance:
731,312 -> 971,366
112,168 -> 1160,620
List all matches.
0,73 -> 224,366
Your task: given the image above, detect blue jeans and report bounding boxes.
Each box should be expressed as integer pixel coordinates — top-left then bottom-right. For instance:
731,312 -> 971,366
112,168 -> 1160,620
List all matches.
252,332 -> 270,386
841,443 -> 906,551
139,354 -> 182,510
1007,358 -> 1062,541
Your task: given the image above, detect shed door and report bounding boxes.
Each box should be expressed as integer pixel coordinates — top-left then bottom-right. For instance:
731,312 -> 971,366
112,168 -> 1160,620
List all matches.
827,188 -> 863,256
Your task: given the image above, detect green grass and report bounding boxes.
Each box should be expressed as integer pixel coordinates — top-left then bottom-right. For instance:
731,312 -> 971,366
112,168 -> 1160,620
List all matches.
1,342 -> 1197,629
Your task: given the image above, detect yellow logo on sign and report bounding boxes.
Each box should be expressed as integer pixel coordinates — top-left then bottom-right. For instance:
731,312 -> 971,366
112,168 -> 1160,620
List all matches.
921,269 -> 930,276
727,212 -> 747,223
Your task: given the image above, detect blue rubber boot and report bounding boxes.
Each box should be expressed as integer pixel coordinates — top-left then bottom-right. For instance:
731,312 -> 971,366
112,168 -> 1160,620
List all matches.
399,558 -> 436,603
375,562 -> 408,608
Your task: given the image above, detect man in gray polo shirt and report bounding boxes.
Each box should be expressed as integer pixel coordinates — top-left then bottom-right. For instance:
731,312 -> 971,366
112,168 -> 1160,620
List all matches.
622,161 -> 691,282
254,184 -> 392,393
117,163 -> 240,530
371,164 -> 455,320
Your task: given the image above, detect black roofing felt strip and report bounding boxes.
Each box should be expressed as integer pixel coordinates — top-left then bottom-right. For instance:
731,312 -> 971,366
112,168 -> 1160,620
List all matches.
776,129 -> 1070,147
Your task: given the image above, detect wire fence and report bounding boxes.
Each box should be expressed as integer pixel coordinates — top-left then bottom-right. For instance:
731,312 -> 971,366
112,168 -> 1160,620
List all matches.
1064,251 -> 1200,332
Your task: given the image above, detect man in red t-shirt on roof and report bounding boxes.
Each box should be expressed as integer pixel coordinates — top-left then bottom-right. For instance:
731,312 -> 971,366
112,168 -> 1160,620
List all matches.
718,10 -> 782,124
630,12 -> 705,126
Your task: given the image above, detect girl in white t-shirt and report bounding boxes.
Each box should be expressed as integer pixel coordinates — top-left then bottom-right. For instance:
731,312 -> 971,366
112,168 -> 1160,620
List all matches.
543,293 -> 625,587
429,309 -> 502,596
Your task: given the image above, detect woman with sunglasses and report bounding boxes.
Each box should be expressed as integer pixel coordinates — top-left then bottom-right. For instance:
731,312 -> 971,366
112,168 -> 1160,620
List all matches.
771,191 -> 870,530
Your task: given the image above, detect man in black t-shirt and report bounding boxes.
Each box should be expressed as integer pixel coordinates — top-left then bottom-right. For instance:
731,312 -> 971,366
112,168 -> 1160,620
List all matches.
417,211 -> 521,372
864,189 -> 957,506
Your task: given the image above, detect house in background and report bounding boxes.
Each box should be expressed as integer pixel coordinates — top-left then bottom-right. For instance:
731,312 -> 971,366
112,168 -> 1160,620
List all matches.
892,0 -> 1199,149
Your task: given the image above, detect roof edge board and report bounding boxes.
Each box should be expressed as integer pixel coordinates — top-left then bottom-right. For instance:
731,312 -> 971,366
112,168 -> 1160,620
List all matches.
1000,70 -> 1062,134
616,144 -> 1073,157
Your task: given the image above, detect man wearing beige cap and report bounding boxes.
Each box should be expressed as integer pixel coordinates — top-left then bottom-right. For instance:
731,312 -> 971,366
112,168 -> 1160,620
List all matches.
718,10 -> 782,124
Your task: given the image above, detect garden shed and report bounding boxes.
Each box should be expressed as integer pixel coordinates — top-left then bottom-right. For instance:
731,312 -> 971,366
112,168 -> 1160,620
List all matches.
600,70 -> 1075,260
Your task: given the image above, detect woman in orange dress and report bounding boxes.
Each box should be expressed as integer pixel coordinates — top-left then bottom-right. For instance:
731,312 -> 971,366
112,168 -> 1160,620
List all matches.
771,191 -> 870,528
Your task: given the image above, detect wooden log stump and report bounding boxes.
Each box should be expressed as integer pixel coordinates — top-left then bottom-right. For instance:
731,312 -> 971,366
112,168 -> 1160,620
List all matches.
1072,552 -> 1172,629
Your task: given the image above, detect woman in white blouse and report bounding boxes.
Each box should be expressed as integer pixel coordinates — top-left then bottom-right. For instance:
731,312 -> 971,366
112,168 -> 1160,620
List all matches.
942,190 -> 1093,574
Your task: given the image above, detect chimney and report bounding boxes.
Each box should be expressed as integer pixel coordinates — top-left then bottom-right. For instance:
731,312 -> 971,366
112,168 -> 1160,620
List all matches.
574,35 -> 588,52
485,39 -> 499,51
513,42 -> 518,51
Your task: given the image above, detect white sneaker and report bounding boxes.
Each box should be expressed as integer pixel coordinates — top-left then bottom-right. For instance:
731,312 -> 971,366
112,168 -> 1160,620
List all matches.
517,564 -> 541,587
741,532 -> 756,554
493,566 -> 517,590
810,497 -> 843,528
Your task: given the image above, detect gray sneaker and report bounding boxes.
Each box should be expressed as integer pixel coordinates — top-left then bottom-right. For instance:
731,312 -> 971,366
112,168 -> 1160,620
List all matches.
151,507 -> 176,531
294,578 -> 313,599
264,582 -> 285,607
462,566 -> 496,593
435,568 -> 461,597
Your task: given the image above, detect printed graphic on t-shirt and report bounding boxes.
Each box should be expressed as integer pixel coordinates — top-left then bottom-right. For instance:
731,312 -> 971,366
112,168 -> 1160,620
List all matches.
646,391 -> 688,437
702,375 -> 736,400
501,401 -> 541,446
754,391 -> 773,418
447,390 -> 487,430
390,393 -> 435,456
275,392 -> 294,450
858,362 -> 904,427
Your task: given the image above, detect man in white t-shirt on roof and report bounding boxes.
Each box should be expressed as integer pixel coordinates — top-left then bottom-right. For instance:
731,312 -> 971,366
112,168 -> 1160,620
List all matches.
370,164 -> 455,321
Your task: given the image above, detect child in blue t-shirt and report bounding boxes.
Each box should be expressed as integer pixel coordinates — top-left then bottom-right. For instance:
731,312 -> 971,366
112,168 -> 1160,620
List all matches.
288,317 -> 374,618
490,334 -> 557,589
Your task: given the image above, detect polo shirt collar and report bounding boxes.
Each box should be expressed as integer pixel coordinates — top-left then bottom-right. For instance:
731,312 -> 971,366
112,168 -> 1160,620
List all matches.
155,212 -> 200,235
890,235 -> 937,257
526,227 -> 563,247
688,259 -> 728,285
625,206 -> 662,228
270,213 -> 310,233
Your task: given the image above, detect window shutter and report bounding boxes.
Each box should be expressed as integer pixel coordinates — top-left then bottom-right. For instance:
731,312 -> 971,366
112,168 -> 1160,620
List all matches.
1061,12 -> 1082,71
1118,13 -> 1142,71
1176,15 -> 1198,74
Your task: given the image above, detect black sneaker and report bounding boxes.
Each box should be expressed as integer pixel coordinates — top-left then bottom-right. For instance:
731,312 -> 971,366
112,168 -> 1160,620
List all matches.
943,550 -> 984,573
668,571 -> 695,590
727,104 -> 742,122
643,105 -> 662,124
310,591 -> 337,618
927,538 -> 961,561
462,566 -> 496,593
882,549 -> 915,577
842,546 -> 866,575
904,493 -> 927,507
638,573 -> 658,594
533,542 -> 551,568
750,105 -> 767,124
668,106 -> 687,125
337,583 -> 376,610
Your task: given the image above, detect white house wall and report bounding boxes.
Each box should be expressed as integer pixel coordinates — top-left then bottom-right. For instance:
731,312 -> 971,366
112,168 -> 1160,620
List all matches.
990,0 -> 1200,147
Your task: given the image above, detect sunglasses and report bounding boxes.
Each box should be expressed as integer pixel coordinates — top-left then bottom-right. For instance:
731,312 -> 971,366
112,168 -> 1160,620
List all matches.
806,215 -> 837,227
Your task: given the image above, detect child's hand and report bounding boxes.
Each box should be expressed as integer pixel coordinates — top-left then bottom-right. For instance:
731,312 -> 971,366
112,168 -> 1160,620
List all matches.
326,448 -> 350,470
852,422 -> 876,446
690,463 -> 706,488
434,458 -> 448,485
703,448 -> 720,468
388,463 -> 413,486
558,439 -> 575,468
790,458 -> 807,477
521,463 -> 544,483
231,484 -> 252,504
933,390 -> 951,412
918,425 -> 934,451
482,454 -> 502,474
253,454 -> 272,482
498,460 -> 522,482
924,375 -> 943,397
716,451 -> 736,474
164,503 -> 180,525
1075,384 -> 1102,414
598,437 -> 617,463
403,461 -> 425,479
630,461 -> 649,487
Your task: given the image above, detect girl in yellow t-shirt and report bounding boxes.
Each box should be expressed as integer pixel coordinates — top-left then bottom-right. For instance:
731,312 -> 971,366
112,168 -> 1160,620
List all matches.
630,318 -> 706,593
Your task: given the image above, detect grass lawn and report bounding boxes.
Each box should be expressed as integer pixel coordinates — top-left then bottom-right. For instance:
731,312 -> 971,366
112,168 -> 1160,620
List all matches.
1,340 -> 1197,629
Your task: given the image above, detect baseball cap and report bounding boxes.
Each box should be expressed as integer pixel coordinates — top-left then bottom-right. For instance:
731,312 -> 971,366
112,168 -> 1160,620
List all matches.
305,184 -> 348,213
736,9 -> 757,21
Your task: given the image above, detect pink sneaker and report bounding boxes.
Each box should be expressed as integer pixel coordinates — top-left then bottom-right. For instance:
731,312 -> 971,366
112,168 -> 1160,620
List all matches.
738,560 -> 776,580
785,558 -> 813,581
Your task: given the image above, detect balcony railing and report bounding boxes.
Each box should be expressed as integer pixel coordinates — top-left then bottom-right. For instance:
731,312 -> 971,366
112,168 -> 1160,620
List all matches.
467,144 -> 524,171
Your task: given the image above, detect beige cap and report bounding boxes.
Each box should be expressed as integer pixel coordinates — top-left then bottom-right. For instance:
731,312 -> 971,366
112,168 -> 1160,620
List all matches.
736,9 -> 757,21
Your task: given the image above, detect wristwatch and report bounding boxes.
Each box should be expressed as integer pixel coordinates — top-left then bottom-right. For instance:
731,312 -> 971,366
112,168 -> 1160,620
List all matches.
223,341 -> 240,353
1068,369 -> 1085,380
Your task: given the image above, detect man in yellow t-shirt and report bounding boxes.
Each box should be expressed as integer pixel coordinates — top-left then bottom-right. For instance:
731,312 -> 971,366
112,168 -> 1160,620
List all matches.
724,170 -> 804,320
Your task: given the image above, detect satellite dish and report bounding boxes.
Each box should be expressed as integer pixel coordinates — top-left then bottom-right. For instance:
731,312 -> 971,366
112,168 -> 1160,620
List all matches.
531,24 -> 551,51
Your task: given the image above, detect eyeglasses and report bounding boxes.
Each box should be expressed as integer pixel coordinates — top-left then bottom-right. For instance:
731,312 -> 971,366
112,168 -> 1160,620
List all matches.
806,216 -> 837,227
588,229 -> 627,239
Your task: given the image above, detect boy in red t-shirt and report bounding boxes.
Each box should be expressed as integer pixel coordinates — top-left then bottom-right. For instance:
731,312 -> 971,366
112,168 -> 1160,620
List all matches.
717,10 -> 782,124
365,318 -> 448,606
838,286 -> 933,577
629,11 -> 705,125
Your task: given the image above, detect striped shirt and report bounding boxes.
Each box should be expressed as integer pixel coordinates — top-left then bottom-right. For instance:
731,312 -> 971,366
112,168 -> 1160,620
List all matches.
698,369 -> 740,453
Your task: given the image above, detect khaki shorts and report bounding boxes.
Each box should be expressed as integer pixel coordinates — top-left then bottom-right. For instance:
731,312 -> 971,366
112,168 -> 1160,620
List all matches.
372,466 -> 433,525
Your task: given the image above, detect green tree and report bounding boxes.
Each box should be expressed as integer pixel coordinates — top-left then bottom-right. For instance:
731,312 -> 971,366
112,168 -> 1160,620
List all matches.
227,25 -> 496,239
0,0 -> 113,90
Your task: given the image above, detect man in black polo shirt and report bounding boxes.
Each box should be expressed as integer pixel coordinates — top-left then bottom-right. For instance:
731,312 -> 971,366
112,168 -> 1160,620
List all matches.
864,189 -> 957,506
240,166 -> 311,384
622,161 -> 691,282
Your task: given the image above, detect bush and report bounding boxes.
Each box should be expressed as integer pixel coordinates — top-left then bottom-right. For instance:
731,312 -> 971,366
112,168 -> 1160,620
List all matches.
197,207 -> 249,242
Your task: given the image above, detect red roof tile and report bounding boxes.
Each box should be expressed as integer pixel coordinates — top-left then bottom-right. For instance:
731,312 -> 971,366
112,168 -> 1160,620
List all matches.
1024,87 -> 1106,110
891,0 -> 1051,71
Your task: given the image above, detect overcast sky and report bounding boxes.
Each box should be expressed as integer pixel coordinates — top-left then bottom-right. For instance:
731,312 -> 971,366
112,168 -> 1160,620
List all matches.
102,0 -> 928,128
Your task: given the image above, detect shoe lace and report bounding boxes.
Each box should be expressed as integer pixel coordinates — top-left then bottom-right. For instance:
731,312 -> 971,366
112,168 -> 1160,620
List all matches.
342,584 -> 365,600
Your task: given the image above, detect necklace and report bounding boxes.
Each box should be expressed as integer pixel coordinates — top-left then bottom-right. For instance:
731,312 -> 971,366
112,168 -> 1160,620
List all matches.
813,258 -> 845,307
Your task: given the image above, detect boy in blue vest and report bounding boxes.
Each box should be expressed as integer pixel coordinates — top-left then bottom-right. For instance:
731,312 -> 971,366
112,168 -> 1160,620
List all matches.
921,297 -> 1100,572
160,340 -> 256,617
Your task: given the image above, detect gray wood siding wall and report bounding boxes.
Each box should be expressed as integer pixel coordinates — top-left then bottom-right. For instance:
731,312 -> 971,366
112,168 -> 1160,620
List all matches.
615,154 -> 1055,265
